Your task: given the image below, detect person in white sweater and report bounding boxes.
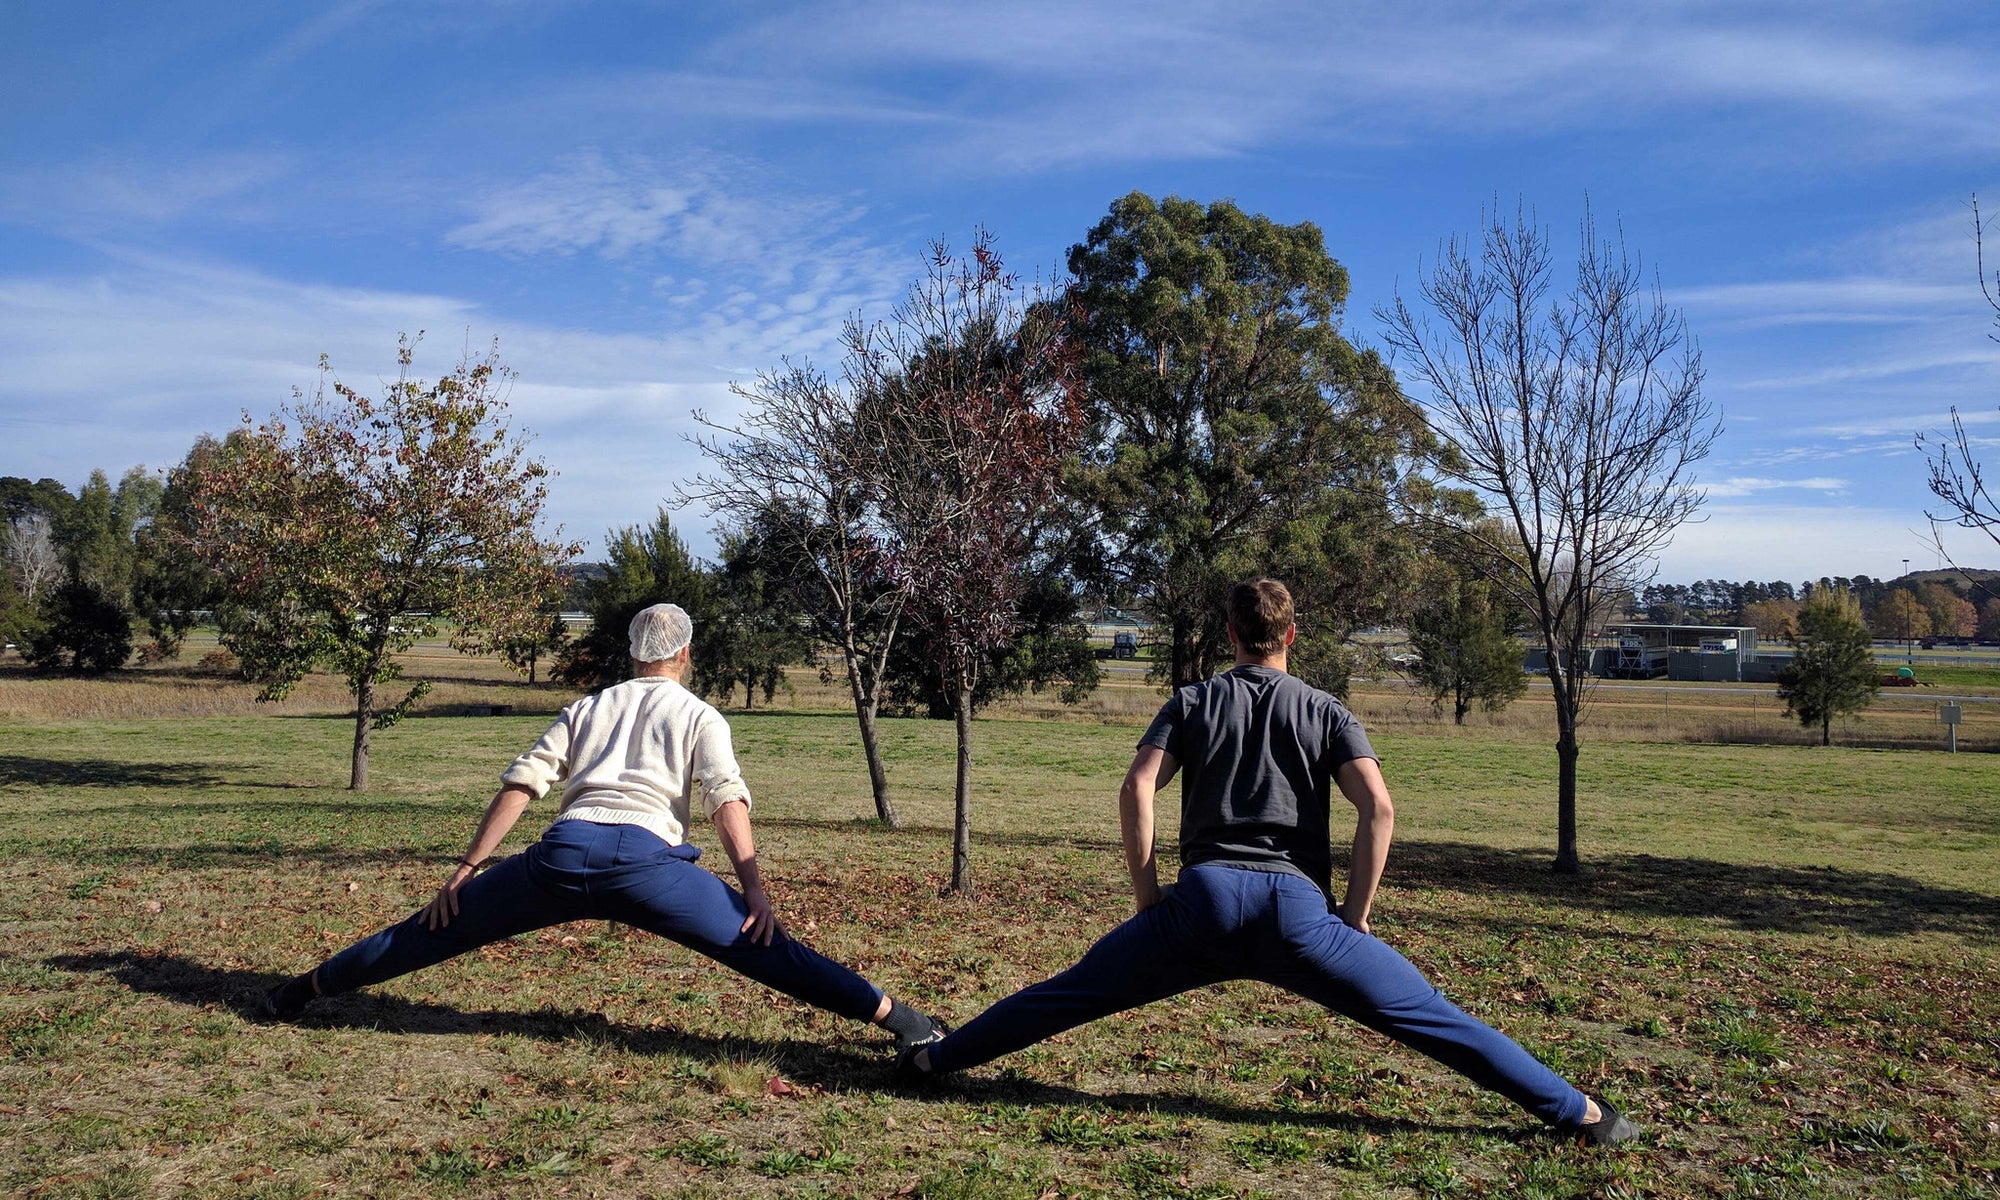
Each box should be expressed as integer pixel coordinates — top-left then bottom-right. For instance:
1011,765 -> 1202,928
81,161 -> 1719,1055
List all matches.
260,604 -> 944,1058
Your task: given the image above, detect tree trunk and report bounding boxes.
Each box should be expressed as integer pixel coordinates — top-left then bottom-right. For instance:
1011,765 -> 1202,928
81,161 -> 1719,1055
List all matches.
1554,725 -> 1579,873
1550,653 -> 1579,874
1821,714 -> 1831,747
949,681 -> 974,895
843,646 -> 898,827
1171,616 -> 1202,688
350,675 -> 374,792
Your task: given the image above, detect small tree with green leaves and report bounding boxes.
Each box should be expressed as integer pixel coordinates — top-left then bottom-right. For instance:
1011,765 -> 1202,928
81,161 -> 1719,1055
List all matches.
503,609 -> 571,686
1407,574 -> 1527,724
181,335 -> 579,790
1778,590 -> 1878,746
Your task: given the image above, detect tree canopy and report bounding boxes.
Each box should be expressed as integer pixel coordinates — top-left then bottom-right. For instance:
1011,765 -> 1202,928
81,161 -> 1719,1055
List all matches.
1407,570 -> 1528,725
1778,590 -> 1878,746
181,336 -> 577,790
1068,192 -> 1432,692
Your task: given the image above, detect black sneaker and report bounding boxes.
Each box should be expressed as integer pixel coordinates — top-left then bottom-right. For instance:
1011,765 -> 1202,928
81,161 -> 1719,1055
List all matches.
257,973 -> 315,1021
893,1021 -> 948,1080
1575,1098 -> 1640,1146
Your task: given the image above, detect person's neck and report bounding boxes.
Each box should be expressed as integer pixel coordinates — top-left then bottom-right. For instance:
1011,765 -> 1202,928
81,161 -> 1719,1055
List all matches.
634,661 -> 687,684
1234,653 -> 1288,673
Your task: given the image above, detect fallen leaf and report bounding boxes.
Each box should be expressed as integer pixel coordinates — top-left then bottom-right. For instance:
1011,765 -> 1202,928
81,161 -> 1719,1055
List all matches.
767,1076 -> 795,1096
346,881 -> 360,893
140,901 -> 162,914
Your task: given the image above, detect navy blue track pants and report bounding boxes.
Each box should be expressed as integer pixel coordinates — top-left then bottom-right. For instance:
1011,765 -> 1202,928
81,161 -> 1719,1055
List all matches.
926,862 -> 1589,1128
313,818 -> 883,1022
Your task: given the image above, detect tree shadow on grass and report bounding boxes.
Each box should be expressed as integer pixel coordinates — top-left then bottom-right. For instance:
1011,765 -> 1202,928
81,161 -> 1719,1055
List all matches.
753,814 -> 1122,858
47,950 -> 1479,1137
0,754 -> 224,789
33,842 -> 449,870
1390,839 -> 2000,942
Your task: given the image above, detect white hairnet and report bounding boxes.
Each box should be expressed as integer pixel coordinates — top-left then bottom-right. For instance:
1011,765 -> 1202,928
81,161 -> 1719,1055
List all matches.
628,603 -> 693,663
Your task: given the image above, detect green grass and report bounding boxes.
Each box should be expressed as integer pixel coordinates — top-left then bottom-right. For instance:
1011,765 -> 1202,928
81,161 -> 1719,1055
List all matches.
2,709 -> 1997,1197
1899,660 -> 2000,691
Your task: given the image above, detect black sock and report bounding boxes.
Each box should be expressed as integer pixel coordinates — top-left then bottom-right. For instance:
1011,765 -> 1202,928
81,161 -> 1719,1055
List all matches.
878,998 -> 933,1042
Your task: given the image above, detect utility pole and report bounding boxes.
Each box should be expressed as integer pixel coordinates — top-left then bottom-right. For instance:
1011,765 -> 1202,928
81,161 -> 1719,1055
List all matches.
1904,558 -> 1914,665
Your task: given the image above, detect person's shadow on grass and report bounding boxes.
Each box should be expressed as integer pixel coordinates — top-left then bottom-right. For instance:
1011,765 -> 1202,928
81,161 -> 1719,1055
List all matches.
47,950 -> 1489,1138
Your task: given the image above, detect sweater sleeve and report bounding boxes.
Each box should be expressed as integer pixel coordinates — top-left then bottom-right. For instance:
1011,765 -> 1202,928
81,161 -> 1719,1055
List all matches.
501,713 -> 573,800
691,710 -> 752,816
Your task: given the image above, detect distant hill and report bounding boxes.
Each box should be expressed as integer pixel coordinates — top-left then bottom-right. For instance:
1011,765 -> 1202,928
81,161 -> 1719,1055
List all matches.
1895,567 -> 2000,604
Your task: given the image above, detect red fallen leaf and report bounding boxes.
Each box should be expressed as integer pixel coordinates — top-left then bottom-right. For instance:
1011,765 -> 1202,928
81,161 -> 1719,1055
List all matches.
767,1076 -> 795,1096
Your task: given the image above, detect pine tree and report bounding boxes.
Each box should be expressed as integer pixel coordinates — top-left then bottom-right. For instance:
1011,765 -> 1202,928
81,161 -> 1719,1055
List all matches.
555,510 -> 718,693
1777,590 -> 1878,746
1407,576 -> 1527,724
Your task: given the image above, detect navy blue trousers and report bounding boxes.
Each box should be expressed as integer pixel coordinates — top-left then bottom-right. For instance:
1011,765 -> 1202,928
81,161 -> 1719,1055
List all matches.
313,819 -> 883,1022
927,863 -> 1589,1128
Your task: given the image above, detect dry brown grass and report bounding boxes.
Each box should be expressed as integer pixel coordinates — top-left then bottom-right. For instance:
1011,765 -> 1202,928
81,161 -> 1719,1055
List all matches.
5,631 -> 1992,757
0,630 -> 571,723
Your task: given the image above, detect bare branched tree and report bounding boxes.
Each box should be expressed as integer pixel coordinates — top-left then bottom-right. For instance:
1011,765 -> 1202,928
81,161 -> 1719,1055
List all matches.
1919,195 -> 2000,560
2,514 -> 64,604
1381,204 -> 1718,872
683,363 -> 908,827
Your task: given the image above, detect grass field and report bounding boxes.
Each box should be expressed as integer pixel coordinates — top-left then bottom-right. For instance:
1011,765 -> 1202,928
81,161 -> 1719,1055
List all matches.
3,675 -> 1997,1198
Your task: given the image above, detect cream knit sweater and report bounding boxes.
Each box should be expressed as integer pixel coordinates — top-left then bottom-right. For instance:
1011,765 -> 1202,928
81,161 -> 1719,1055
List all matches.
501,676 -> 751,847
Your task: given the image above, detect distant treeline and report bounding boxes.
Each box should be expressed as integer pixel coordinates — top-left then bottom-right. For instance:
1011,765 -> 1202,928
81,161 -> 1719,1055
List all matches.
1636,573 -> 2000,642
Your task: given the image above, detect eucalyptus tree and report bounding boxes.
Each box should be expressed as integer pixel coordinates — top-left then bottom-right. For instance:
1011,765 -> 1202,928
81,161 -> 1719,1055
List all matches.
1068,192 -> 1433,692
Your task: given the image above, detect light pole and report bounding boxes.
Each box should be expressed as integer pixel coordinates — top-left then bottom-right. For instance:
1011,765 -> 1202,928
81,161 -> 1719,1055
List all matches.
1903,558 -> 1913,664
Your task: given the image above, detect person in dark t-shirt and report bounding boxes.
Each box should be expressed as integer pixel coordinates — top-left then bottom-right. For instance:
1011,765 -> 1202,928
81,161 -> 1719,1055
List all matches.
902,578 -> 1638,1145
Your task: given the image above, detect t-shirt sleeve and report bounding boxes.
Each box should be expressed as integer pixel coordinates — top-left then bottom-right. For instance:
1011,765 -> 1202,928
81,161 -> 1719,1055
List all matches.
1327,706 -> 1378,766
1138,693 -> 1184,755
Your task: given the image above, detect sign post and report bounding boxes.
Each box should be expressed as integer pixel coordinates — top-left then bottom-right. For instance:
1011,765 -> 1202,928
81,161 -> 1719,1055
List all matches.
1940,702 -> 1962,753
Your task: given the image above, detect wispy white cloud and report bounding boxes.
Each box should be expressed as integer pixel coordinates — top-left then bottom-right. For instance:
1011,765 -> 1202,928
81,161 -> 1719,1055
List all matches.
646,1 -> 2000,172
1733,347 -> 2000,392
1702,476 -> 1849,498
1674,278 -> 1969,330
0,247 -> 907,554
443,151 -> 912,336
0,151 -> 294,230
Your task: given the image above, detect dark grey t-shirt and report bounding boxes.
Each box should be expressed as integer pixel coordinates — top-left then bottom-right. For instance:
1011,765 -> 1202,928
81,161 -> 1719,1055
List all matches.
1139,665 -> 1377,900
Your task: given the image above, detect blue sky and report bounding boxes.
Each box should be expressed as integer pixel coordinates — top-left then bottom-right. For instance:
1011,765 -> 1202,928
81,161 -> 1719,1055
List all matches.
4,1 -> 1997,585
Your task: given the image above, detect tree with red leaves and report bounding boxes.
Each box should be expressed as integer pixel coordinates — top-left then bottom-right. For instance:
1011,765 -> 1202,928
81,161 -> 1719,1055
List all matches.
179,335 -> 579,790
858,233 -> 1085,894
